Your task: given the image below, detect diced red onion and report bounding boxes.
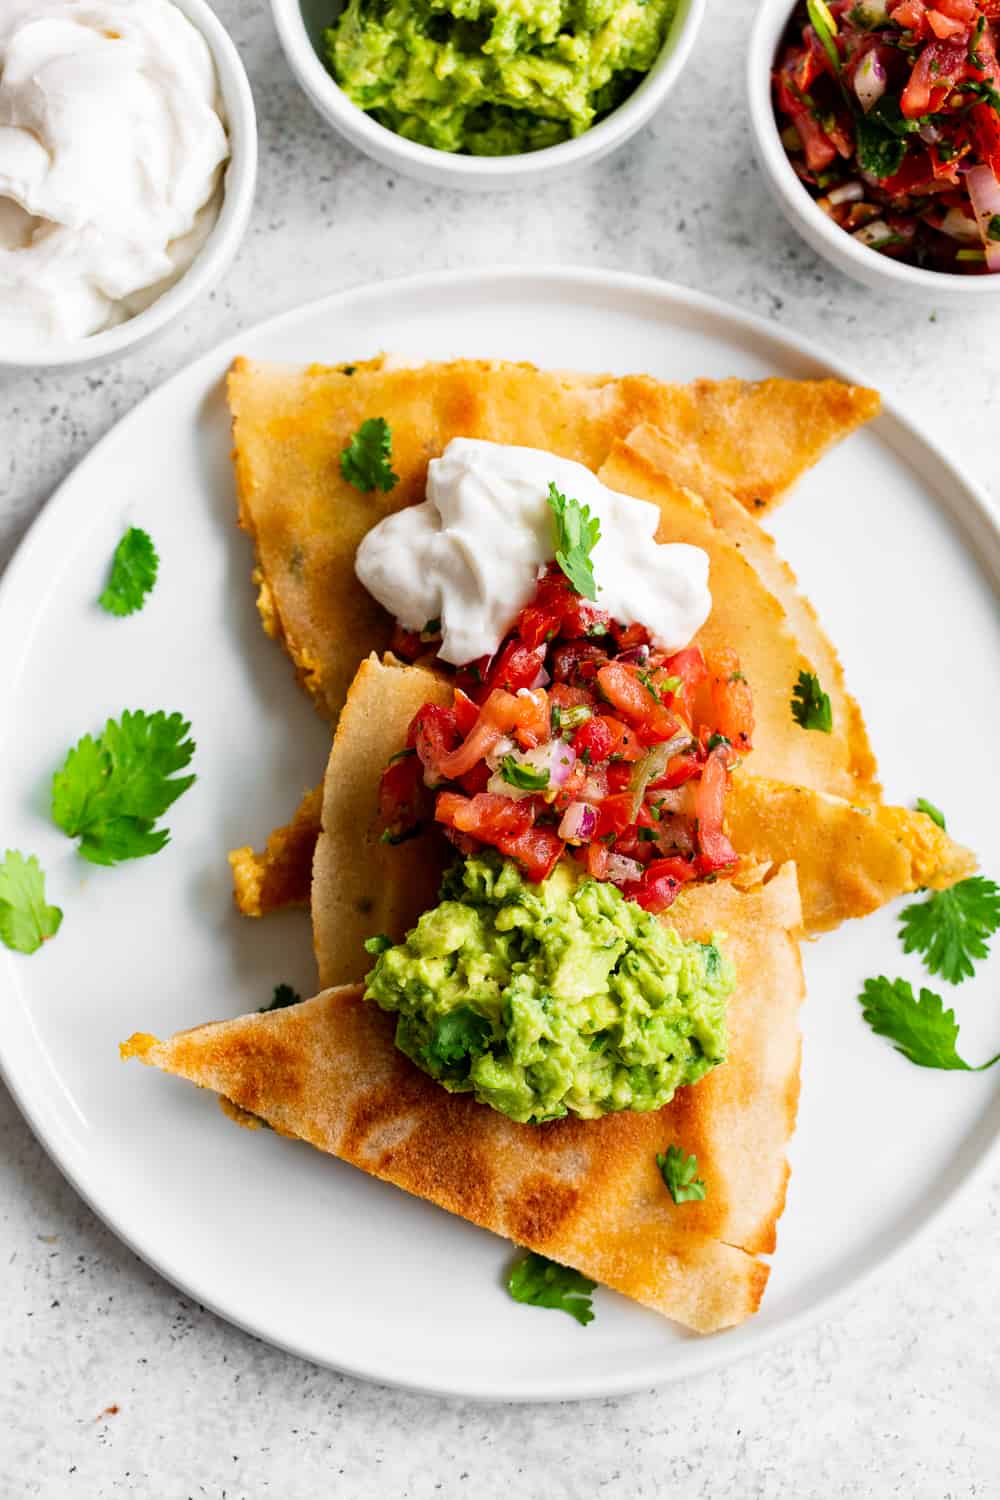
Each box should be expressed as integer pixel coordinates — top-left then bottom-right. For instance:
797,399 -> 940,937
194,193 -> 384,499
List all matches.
484,735 -> 517,771
826,181 -> 864,206
606,854 -> 644,887
615,644 -> 650,666
853,52 -> 886,114
938,206 -> 980,243
558,801 -> 599,842
581,768 -> 609,803
852,219 -> 892,246
966,164 -> 1000,272
488,740 -> 577,799
528,665 -> 551,689
918,122 -> 942,147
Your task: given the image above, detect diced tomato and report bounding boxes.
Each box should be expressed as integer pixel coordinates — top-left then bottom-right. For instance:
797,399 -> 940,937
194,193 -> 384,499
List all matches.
434,689 -> 545,778
458,761 -> 492,796
597,661 -> 655,724
599,715 -> 644,763
624,856 -> 696,914
970,102 -> 1000,176
927,8 -> 967,38
662,647 -> 707,721
707,650 -> 754,754
377,753 -> 428,842
548,681 -> 594,712
435,791 -> 534,839
890,0 -> 928,33
605,761 -> 634,793
516,568 -> 609,648
596,793 -> 636,838
407,704 -> 460,785
649,751 -> 702,791
584,842 -> 610,880
388,624 -> 425,663
608,620 -> 650,650
693,751 -> 739,875
512,688 -> 550,749
901,40 -> 965,117
495,825 -> 565,883
552,758 -> 588,812
452,688 -> 480,738
935,0 -> 978,21
571,716 -> 613,764
550,640 -> 608,685
517,600 -> 562,651
483,639 -> 543,696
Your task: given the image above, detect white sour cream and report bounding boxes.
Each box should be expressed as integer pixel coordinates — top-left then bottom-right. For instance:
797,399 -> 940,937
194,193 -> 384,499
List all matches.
0,0 -> 230,344
355,439 -> 712,667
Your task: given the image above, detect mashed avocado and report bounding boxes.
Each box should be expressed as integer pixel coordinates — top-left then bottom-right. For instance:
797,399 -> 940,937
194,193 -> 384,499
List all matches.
364,855 -> 733,1124
325,0 -> 678,156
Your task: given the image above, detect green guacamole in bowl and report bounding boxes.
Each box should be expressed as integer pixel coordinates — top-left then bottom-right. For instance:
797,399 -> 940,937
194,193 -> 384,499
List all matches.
324,0 -> 679,155
365,854 -> 732,1124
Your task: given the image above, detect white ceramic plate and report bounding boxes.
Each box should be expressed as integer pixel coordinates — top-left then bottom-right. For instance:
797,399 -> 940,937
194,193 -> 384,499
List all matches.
2,269 -> 998,1402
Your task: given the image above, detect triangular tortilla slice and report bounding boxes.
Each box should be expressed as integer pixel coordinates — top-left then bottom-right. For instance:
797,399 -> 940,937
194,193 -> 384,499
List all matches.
596,436 -> 878,804
615,424 -> 880,798
228,357 -> 878,721
307,656 -> 974,978
122,864 -> 804,1335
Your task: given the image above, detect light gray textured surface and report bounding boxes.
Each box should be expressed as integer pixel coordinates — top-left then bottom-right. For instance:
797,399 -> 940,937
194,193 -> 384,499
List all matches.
1,1 -> 998,1494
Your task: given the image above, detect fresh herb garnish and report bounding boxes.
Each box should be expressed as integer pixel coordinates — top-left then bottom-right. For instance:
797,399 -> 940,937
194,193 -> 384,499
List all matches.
859,977 -> 1000,1071
51,710 -> 196,865
98,527 -> 159,617
657,1145 -> 707,1204
500,755 -> 550,791
507,1252 -> 596,1326
260,982 -> 301,1012
791,670 -> 833,733
855,113 -> 907,179
340,418 -> 399,493
547,483 -> 601,602
916,797 -> 946,830
899,877 -> 1000,985
0,851 -> 63,955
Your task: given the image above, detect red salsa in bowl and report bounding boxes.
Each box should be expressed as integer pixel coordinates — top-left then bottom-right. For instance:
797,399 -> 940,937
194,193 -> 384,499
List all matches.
773,0 -> 1000,273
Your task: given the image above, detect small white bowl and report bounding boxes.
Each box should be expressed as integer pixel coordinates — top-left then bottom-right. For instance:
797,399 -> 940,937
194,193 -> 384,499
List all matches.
748,0 -> 1000,303
0,0 -> 258,373
271,0 -> 705,191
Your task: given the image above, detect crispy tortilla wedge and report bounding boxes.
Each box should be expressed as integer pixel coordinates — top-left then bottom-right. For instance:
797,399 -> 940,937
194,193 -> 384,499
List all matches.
122,864 -> 804,1335
228,357 -> 879,720
305,656 -> 974,974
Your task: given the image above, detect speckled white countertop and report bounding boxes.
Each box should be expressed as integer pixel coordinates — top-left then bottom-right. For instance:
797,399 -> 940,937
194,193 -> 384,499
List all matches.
2,1 -> 998,1494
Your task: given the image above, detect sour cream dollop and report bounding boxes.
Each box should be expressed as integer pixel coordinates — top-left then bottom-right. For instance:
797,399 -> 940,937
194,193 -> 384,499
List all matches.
355,439 -> 712,667
0,0 -> 230,344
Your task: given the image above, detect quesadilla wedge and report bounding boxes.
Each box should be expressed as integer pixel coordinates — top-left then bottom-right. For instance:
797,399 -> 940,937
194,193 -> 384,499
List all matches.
228,357 -> 879,722
123,863 -> 804,1335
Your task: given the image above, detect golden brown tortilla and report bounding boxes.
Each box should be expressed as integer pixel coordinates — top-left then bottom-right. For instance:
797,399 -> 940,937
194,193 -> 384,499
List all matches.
122,865 -> 804,1335
228,357 -> 879,721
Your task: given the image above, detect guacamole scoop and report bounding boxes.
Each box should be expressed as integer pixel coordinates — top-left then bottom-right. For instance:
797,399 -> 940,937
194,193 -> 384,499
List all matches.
325,0 -> 678,157
364,855 -> 733,1124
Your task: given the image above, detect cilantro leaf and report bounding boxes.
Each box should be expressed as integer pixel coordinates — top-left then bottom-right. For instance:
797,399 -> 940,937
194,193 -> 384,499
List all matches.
500,755 -> 550,791
51,710 -> 196,866
340,418 -> 398,493
656,1145 -> 707,1204
98,527 -> 159,617
899,877 -> 1000,985
260,982 -> 301,1013
507,1252 -> 596,1326
0,851 -> 63,955
859,976 -> 1000,1071
422,1005 -> 492,1070
791,670 -> 833,733
855,114 -> 907,180
916,797 -> 946,830
547,483 -> 601,602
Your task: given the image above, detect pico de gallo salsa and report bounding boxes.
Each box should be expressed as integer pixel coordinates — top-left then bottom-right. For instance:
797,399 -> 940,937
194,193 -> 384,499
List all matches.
378,565 -> 754,915
774,0 -> 1000,272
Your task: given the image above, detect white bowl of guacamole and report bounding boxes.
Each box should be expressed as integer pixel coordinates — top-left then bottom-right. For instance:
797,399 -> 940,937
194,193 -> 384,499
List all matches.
271,0 -> 705,187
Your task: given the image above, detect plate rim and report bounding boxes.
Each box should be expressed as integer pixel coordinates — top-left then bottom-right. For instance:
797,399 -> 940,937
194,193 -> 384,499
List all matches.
2,264 -> 998,1402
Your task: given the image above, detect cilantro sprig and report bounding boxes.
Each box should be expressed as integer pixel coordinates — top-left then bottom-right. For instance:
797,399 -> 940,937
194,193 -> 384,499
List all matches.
340,418 -> 398,494
916,797 -> 946,830
859,977 -> 1000,1072
500,755 -> 550,791
0,851 -> 63,956
260,982 -> 301,1013
507,1252 -> 596,1326
899,877 -> 1000,986
657,1145 -> 707,1204
51,710 -> 196,866
791,670 -> 833,733
98,527 -> 159,617
547,483 -> 601,602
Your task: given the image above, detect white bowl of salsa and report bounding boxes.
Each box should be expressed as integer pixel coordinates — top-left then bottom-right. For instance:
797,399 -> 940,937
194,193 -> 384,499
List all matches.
271,0 -> 706,190
748,0 -> 1000,299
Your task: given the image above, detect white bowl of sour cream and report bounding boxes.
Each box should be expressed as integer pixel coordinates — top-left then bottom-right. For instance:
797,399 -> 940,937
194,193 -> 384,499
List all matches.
0,0 -> 257,370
